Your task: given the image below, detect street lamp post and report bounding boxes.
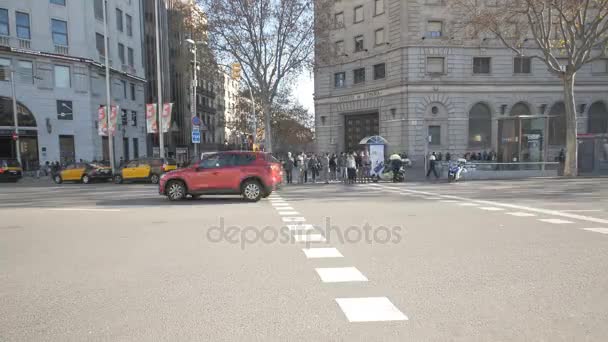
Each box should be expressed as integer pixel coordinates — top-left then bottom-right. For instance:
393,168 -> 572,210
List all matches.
102,0 -> 115,172
185,39 -> 200,159
154,0 -> 164,159
10,69 -> 20,166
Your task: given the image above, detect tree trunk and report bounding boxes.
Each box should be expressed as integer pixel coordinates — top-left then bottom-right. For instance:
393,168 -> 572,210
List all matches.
263,100 -> 273,153
562,74 -> 578,177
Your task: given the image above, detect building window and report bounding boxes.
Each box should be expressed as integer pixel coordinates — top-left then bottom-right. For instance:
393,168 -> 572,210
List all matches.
126,14 -> 132,36
51,0 -> 66,5
588,102 -> 608,134
375,28 -> 385,45
16,12 -> 31,40
374,0 -> 384,15
59,135 -> 75,165
54,65 -> 70,88
427,21 -> 443,38
334,72 -> 345,88
428,125 -> 441,145
128,47 -> 134,67
335,40 -> 344,56
51,19 -> 68,46
373,63 -> 385,80
121,80 -> 127,98
132,138 -> 139,158
130,83 -> 135,100
548,102 -> 566,145
121,109 -> 128,126
131,110 -> 137,126
354,35 -> 364,52
468,103 -> 492,148
353,68 -> 365,84
57,100 -> 73,120
96,33 -> 105,55
426,57 -> 445,74
334,12 -> 344,28
0,9 -> 8,36
116,8 -> 123,32
354,5 -> 363,23
514,56 -> 532,74
94,0 -> 104,20
0,58 -> 10,81
473,57 -> 491,74
118,43 -> 125,64
18,60 -> 33,83
591,59 -> 608,74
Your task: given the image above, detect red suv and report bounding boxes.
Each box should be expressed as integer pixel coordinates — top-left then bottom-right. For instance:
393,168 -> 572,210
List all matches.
159,151 -> 283,201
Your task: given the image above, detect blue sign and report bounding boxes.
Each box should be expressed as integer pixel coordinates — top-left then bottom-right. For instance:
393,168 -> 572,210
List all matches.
192,130 -> 201,144
192,116 -> 201,126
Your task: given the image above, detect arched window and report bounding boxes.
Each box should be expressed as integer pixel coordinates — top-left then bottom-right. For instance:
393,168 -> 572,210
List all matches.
510,102 -> 531,116
468,103 -> 492,148
0,96 -> 37,127
548,102 -> 566,145
588,102 -> 608,134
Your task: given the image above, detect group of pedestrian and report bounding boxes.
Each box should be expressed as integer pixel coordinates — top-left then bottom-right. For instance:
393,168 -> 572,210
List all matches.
281,151 -> 372,185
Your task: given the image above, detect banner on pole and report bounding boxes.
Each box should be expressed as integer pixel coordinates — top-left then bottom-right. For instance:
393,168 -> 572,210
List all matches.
98,106 -> 107,136
161,102 -> 173,133
369,144 -> 385,177
110,105 -> 119,136
146,104 -> 158,133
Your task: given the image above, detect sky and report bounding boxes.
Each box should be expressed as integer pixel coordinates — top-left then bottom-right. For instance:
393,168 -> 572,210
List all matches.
294,72 -> 315,116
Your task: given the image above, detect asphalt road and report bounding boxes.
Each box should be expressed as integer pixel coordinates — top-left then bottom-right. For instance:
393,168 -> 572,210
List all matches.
1,178 -> 608,341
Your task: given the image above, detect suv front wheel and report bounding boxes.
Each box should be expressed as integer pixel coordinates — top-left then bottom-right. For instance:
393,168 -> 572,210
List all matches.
166,180 -> 186,201
242,180 -> 263,202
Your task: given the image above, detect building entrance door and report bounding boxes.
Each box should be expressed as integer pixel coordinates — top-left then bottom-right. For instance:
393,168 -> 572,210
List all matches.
344,113 -> 379,153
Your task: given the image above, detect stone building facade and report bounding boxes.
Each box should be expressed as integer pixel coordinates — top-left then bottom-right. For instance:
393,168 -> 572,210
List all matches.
0,0 -> 148,169
314,0 -> 608,163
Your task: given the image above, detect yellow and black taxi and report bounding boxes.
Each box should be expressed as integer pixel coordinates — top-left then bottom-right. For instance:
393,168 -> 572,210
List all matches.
114,158 -> 177,184
52,162 -> 113,184
0,159 -> 23,182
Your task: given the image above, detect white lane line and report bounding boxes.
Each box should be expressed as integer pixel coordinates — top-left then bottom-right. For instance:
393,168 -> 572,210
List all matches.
458,203 -> 479,207
426,197 -> 443,200
294,233 -> 326,242
45,208 -> 121,212
275,206 -> 294,211
376,185 -> 608,225
335,297 -> 408,322
582,228 -> 608,234
506,212 -> 537,217
272,203 -> 290,207
478,207 -> 505,211
282,216 -> 306,222
286,224 -> 316,231
315,267 -> 368,283
539,218 -> 573,224
562,209 -> 602,212
303,248 -> 344,259
270,200 -> 287,204
277,211 -> 300,216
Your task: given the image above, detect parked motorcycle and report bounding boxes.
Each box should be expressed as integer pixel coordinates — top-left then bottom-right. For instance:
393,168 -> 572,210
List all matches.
371,161 -> 406,183
447,158 -> 467,182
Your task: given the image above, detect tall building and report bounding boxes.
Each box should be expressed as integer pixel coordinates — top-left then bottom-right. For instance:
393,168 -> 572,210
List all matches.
314,0 -> 608,163
221,71 -> 241,145
0,0 -> 148,170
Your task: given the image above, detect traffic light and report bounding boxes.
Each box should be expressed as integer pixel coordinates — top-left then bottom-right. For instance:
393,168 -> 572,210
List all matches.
231,63 -> 241,80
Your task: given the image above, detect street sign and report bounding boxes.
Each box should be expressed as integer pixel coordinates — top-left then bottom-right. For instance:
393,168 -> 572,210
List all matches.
192,116 -> 201,127
192,130 -> 201,144
192,125 -> 200,131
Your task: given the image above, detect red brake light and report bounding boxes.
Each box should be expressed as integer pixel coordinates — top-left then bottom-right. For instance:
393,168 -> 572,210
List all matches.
0,168 -> 4,174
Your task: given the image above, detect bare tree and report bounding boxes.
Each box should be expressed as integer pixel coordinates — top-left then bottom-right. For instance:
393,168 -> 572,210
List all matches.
200,0 -> 315,153
452,0 -> 608,176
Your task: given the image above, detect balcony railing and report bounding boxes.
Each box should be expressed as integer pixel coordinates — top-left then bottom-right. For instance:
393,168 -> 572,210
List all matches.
54,44 -> 69,55
0,35 -> 9,47
18,39 -> 31,49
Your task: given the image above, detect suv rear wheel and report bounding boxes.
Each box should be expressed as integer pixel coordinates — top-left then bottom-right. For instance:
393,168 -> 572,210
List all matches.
166,180 -> 186,201
242,180 -> 263,202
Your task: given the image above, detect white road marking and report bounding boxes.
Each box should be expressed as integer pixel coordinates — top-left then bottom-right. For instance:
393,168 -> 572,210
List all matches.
277,211 -> 300,216
303,248 -> 343,259
335,297 -> 408,322
282,216 -> 306,222
315,267 -> 368,283
286,224 -> 316,231
539,218 -> 573,224
478,207 -> 505,211
506,212 -> 537,217
458,203 -> 479,207
294,233 -> 326,242
426,197 -> 443,200
376,185 -> 608,225
562,209 -> 602,212
45,208 -> 121,212
582,228 -> 608,234
275,206 -> 294,211
439,200 -> 458,203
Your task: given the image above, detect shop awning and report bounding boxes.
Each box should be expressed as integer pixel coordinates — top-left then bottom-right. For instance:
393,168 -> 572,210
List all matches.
359,135 -> 389,145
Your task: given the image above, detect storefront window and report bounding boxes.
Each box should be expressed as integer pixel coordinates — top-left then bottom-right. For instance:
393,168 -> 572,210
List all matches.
588,102 -> 608,134
548,102 -> 566,145
468,103 -> 492,148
